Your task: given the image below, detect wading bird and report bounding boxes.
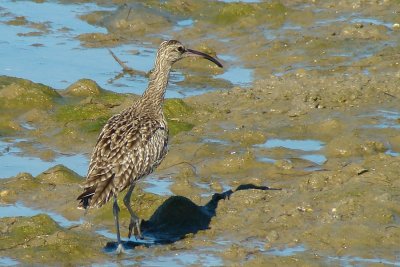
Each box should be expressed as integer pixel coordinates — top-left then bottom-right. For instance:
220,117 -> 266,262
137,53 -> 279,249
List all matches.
77,40 -> 223,253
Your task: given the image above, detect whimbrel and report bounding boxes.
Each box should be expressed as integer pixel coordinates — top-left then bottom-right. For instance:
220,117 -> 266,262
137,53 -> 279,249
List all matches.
77,40 -> 223,252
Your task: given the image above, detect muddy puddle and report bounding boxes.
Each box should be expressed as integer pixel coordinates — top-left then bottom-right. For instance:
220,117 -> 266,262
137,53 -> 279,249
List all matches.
1,0 -> 400,266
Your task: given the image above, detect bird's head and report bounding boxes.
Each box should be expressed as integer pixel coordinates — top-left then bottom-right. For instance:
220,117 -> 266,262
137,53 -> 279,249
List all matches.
157,40 -> 223,68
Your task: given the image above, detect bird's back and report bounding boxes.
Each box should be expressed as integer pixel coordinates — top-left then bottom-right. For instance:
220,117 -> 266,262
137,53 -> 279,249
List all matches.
77,100 -> 168,209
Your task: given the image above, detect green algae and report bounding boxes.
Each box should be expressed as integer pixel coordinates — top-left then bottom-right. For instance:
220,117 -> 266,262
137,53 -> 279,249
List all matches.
77,32 -> 124,48
79,10 -> 111,26
63,78 -> 103,97
0,76 -> 61,111
96,91 -> 127,107
101,4 -> 172,37
0,214 -> 59,250
164,98 -> 193,117
81,116 -> 109,133
52,102 -> 110,138
36,164 -> 82,184
0,173 -> 39,201
154,0 -> 205,16
54,96 -> 196,137
0,215 -> 107,265
0,114 -> 20,136
168,120 -> 194,136
62,79 -> 127,106
55,102 -> 109,123
0,165 -> 84,223
54,79 -> 128,135
213,3 -> 257,25
0,165 -> 82,205
164,98 -> 195,136
0,27 -> 206,149
212,2 -> 287,27
142,1 -> 287,28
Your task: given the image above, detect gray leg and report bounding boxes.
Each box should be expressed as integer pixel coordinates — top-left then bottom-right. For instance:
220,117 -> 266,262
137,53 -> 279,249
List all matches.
123,183 -> 142,239
113,195 -> 124,253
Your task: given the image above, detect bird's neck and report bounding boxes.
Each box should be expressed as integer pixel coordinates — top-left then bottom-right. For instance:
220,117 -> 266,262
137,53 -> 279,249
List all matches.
142,62 -> 171,112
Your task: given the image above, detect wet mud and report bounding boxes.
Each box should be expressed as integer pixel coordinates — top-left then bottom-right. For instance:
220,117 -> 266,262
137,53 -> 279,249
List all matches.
1,0 -> 400,266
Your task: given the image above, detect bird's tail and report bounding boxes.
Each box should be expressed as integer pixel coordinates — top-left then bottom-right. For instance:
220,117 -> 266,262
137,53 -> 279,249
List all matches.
77,186 -> 96,210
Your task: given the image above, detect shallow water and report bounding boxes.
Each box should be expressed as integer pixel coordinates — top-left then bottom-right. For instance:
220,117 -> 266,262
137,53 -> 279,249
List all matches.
0,1 -> 112,88
0,138 -> 88,177
256,138 -> 327,169
265,245 -> 306,256
0,138 -> 177,198
328,255 -> 400,266
221,0 -> 261,3
260,139 -> 324,152
0,0 -> 252,98
140,251 -> 224,267
0,202 -> 82,228
93,249 -> 225,267
0,257 -> 19,267
364,110 -> 400,129
143,176 -> 174,196
361,109 -> 400,156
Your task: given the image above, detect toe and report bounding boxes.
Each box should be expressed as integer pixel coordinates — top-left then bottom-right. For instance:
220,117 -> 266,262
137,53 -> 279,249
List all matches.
116,243 -> 124,254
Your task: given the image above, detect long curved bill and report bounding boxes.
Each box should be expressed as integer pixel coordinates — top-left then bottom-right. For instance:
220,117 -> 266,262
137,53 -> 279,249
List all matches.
185,48 -> 223,68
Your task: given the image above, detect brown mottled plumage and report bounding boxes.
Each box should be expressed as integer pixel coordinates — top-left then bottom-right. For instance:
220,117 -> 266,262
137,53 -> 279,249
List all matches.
77,40 -> 222,253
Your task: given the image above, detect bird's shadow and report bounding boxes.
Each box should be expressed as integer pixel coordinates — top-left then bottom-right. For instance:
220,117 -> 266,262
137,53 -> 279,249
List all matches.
104,184 -> 281,252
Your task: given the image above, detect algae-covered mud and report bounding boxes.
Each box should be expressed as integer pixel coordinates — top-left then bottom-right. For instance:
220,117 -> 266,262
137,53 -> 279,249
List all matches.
1,0 -> 400,266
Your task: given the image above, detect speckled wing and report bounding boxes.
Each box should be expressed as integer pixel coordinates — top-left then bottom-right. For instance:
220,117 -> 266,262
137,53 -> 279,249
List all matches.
81,112 -> 168,208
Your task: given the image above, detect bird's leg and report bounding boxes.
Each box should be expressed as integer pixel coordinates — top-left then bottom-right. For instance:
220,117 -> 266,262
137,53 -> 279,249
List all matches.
123,183 -> 143,239
113,195 -> 124,253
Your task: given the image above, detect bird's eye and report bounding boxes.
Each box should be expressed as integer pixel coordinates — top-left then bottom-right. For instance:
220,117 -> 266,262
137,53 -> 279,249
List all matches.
177,46 -> 184,53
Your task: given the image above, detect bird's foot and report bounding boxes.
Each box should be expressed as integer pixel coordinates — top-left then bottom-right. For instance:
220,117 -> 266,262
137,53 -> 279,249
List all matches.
128,217 -> 143,239
116,243 -> 124,254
